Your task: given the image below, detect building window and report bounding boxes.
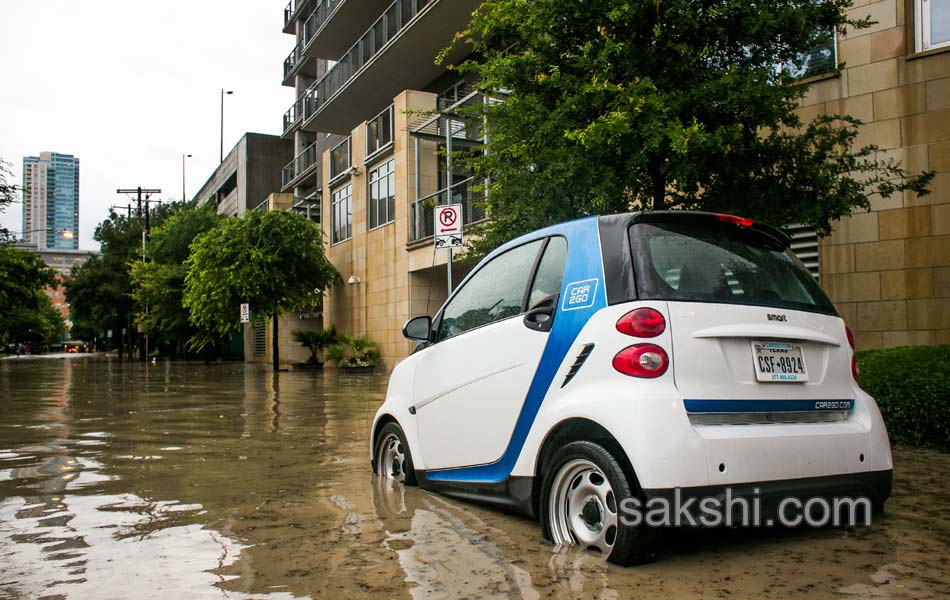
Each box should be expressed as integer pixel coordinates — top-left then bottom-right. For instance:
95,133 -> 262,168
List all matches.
329,137 -> 351,181
917,0 -> 950,51
368,159 -> 396,230
777,29 -> 837,79
331,184 -> 352,244
366,105 -> 393,158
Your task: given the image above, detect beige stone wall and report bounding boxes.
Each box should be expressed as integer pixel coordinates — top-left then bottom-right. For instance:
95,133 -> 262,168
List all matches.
805,0 -> 950,349
322,90 -> 447,370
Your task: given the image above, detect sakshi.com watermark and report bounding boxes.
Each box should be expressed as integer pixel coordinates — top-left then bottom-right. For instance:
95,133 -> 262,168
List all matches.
620,489 -> 874,528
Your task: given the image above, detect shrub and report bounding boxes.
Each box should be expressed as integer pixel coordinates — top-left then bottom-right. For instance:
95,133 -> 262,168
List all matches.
291,326 -> 338,364
857,345 -> 950,449
326,334 -> 380,369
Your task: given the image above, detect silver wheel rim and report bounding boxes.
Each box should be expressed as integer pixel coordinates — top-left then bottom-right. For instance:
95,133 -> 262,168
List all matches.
548,459 -> 618,556
376,432 -> 407,482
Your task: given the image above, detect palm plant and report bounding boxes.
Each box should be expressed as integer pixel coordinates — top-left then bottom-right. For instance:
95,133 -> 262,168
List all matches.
326,333 -> 380,368
291,326 -> 338,364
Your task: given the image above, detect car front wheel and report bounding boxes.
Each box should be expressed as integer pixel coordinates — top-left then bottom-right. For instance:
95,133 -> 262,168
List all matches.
541,440 -> 656,566
374,422 -> 417,485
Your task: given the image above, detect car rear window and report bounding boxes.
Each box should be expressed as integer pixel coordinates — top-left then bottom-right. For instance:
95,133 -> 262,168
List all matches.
629,221 -> 837,316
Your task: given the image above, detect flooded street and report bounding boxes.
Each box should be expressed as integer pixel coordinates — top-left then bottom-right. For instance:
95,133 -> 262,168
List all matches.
0,357 -> 947,599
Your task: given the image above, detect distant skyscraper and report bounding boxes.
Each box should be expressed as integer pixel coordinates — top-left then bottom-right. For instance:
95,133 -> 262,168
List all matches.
22,152 -> 79,250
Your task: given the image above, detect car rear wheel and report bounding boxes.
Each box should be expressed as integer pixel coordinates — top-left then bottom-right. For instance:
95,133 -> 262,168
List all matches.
541,440 -> 656,566
374,422 -> 416,485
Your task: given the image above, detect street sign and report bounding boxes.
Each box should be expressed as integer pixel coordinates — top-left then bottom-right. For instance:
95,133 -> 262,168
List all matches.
434,204 -> 463,249
240,303 -> 251,324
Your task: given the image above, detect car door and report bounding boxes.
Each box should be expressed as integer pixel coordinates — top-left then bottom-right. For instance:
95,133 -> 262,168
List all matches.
414,236 -> 568,470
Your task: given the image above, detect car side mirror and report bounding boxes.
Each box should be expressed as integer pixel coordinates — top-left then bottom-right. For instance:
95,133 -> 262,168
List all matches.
402,316 -> 432,342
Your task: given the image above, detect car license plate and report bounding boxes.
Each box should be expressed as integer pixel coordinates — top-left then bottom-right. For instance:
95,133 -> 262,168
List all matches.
752,341 -> 809,382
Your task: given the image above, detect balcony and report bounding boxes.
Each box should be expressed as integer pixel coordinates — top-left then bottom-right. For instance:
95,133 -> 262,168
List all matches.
281,143 -> 319,190
282,41 -> 320,87
300,0 -> 391,59
295,0 -> 481,135
409,177 -> 486,242
283,0 -> 313,34
282,93 -> 305,137
292,194 -> 322,224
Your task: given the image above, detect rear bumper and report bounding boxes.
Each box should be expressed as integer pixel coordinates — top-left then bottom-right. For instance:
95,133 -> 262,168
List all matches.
642,468 -> 892,524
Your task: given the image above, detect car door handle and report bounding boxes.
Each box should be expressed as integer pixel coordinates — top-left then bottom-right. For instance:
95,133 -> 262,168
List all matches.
523,294 -> 559,332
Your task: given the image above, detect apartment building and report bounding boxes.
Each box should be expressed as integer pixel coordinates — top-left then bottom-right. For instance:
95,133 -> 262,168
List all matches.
800,0 -> 950,349
22,152 -> 79,250
192,133 -> 293,216
281,0 -> 948,368
280,0 -> 482,368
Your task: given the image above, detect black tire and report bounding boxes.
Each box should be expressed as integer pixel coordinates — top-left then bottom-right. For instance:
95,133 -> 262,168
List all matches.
540,440 -> 657,566
374,421 -> 417,486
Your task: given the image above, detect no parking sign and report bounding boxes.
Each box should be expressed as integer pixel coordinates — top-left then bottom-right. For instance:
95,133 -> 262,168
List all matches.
434,204 -> 463,249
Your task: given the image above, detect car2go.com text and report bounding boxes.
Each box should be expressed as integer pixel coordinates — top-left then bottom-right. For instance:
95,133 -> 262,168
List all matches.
620,489 -> 873,528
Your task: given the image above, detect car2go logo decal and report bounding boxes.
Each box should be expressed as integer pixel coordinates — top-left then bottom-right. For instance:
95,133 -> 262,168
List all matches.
561,279 -> 599,311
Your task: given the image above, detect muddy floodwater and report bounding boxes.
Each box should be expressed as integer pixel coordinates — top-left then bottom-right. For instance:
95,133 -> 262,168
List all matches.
0,357 -> 947,599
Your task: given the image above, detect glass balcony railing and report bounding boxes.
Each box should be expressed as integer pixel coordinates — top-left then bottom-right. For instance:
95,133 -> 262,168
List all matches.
283,42 -> 304,79
283,93 -> 305,134
281,143 -> 318,188
409,177 -> 485,242
302,0 -> 341,47
299,0 -> 432,126
284,1 -> 294,26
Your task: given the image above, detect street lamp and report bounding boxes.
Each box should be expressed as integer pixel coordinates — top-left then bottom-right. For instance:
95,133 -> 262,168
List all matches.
220,89 -> 234,163
16,227 -> 74,243
182,153 -> 193,202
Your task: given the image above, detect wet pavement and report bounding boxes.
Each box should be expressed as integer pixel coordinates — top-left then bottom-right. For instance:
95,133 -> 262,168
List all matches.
0,356 -> 947,599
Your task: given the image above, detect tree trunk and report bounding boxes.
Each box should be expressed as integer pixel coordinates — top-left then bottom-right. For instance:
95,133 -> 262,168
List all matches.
272,312 -> 280,371
649,160 -> 666,210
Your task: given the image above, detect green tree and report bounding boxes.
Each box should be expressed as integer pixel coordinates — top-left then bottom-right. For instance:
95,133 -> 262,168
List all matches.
130,204 -> 221,357
444,0 -> 933,254
184,210 -> 340,370
0,245 -> 57,345
65,204 -> 177,358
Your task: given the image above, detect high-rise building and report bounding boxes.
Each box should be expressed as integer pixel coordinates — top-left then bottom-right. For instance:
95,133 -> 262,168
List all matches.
22,152 -> 80,250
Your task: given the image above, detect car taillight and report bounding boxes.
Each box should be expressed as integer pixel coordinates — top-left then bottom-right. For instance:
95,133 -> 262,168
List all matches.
713,213 -> 755,227
616,308 -> 666,338
612,344 -> 669,378
845,325 -> 860,383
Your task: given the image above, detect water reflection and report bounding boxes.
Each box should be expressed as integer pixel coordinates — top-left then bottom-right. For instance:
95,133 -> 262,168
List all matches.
0,357 -> 947,599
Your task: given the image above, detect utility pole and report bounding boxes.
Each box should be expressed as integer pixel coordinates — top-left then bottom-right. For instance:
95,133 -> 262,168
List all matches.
117,187 -> 161,363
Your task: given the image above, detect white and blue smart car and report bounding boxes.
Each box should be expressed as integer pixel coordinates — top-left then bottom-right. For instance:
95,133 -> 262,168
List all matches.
371,211 -> 892,565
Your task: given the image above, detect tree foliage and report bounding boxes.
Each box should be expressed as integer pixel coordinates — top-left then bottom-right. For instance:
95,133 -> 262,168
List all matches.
444,0 -> 933,254
130,204 -> 221,353
0,246 -> 60,345
65,203 -> 177,348
184,210 -> 340,365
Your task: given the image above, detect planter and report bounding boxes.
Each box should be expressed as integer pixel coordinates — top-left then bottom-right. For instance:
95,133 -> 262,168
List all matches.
294,362 -> 324,371
337,365 -> 377,374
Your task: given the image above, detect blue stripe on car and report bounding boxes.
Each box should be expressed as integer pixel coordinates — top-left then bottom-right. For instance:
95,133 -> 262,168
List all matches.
426,217 -> 606,483
684,399 -> 855,413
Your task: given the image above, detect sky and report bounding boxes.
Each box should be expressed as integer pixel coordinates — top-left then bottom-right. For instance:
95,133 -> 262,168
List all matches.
0,1 -> 294,250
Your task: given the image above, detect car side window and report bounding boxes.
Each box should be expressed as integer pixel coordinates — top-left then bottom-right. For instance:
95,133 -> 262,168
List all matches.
438,239 -> 545,341
526,237 -> 568,308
